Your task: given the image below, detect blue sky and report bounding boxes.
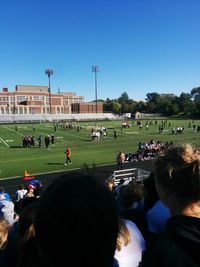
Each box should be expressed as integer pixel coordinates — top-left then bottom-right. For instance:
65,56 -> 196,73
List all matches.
0,0 -> 200,102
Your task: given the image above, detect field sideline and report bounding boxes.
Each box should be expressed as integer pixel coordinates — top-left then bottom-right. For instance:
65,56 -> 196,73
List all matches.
0,119 -> 200,180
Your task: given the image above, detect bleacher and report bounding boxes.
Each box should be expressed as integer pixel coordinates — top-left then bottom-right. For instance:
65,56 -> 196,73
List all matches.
106,168 -> 150,187
0,113 -> 121,123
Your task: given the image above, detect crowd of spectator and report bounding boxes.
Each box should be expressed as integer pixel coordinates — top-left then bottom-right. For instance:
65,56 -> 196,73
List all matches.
124,139 -> 173,162
0,143 -> 199,267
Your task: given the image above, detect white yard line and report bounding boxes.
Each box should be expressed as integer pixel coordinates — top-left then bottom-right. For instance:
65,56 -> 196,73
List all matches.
2,125 -> 40,145
2,125 -> 23,137
56,129 -> 87,140
0,137 -> 9,147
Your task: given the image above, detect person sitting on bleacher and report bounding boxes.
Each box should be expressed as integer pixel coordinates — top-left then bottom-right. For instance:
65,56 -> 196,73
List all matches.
114,181 -> 149,241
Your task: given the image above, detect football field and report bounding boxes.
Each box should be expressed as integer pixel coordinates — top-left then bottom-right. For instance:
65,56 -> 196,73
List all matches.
0,119 -> 199,180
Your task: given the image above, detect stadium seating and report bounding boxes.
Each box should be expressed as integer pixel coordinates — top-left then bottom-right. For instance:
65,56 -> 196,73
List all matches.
0,113 -> 121,123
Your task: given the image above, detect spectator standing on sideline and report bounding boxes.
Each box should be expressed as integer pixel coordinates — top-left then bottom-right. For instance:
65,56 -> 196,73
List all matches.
51,134 -> 54,146
114,130 -> 117,139
116,150 -> 125,170
141,144 -> 200,267
65,146 -> 72,165
37,135 -> 42,148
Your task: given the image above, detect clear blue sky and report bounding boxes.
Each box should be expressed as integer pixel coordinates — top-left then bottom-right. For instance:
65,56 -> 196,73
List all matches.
0,0 -> 200,102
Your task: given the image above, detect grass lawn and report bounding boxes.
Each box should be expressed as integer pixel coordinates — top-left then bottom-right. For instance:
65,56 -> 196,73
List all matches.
0,118 -> 199,180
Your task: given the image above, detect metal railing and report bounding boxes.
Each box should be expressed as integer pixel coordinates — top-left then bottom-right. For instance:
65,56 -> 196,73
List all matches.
107,168 -> 139,186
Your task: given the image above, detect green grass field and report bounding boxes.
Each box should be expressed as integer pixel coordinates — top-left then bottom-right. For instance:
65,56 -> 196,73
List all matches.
0,119 -> 200,180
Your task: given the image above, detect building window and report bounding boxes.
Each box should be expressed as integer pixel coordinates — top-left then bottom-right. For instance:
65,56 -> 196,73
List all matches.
17,96 -> 27,101
33,96 -> 44,101
0,97 -> 8,102
29,108 -> 35,114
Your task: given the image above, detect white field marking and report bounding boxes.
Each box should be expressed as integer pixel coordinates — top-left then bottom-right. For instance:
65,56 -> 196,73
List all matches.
5,140 -> 14,142
56,136 -> 64,139
125,132 -> 139,134
0,162 -> 115,180
2,125 -> 24,137
55,129 -> 87,140
0,147 -> 114,163
0,137 -> 9,147
2,125 -> 40,145
19,126 -> 65,144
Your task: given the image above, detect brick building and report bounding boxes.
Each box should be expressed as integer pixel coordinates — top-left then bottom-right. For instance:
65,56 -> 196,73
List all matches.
71,102 -> 103,113
0,85 -> 103,114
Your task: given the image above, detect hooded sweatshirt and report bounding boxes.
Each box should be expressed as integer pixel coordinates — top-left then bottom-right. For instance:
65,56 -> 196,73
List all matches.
141,215 -> 200,267
0,200 -> 15,225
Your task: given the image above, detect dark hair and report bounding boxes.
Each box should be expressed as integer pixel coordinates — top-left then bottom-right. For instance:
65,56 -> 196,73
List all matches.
34,173 -> 119,267
117,181 -> 144,207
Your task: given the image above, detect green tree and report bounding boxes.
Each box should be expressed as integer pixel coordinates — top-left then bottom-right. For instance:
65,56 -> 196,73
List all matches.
191,87 -> 200,115
135,101 -> 146,112
145,92 -> 161,113
178,92 -> 193,113
118,92 -> 130,113
111,101 -> 121,114
159,94 -> 179,115
103,98 -> 112,112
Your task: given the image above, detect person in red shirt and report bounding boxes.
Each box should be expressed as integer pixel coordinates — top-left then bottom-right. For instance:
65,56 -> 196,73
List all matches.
65,147 -> 72,165
116,150 -> 125,170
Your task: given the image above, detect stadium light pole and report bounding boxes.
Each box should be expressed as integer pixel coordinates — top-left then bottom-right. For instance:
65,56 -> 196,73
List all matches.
92,65 -> 99,113
45,68 -> 54,114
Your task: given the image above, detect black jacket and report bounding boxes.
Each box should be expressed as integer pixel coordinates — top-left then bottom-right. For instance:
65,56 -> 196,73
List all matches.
141,215 -> 200,267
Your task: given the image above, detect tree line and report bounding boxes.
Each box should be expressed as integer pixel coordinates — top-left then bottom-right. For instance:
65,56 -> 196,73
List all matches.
99,87 -> 200,116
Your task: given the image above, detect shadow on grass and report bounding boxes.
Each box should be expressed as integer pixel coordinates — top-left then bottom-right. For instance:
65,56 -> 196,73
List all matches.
10,145 -> 24,148
45,162 -> 64,166
10,146 -> 40,148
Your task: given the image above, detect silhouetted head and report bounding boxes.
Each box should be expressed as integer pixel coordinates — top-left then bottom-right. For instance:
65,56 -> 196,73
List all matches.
34,173 -> 119,267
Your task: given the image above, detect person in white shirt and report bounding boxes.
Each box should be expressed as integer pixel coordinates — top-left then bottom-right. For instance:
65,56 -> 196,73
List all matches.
115,219 -> 145,267
15,185 -> 27,201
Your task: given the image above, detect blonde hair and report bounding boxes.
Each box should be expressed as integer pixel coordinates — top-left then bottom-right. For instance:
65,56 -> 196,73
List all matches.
116,219 -> 131,251
0,218 -> 11,250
